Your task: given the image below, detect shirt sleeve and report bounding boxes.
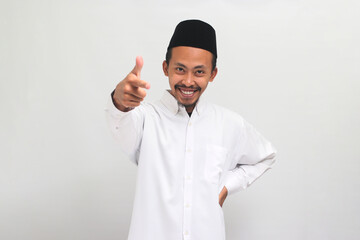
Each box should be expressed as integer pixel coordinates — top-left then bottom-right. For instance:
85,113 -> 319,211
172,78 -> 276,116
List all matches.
223,119 -> 277,196
104,92 -> 145,165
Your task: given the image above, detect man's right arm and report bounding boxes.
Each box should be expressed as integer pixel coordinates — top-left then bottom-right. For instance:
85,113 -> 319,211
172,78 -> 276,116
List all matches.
105,56 -> 150,165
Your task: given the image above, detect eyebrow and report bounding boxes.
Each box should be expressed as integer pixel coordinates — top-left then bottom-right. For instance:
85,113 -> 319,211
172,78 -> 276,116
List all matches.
175,62 -> 206,70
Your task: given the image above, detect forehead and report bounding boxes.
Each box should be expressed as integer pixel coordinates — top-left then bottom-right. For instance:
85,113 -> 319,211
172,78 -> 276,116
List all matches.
170,46 -> 212,68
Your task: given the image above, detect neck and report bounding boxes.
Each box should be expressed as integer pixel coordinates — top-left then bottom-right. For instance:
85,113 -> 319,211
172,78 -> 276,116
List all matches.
185,105 -> 195,115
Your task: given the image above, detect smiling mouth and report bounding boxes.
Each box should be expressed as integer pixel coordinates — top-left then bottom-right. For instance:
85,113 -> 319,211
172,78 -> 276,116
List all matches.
178,88 -> 198,98
175,85 -> 200,98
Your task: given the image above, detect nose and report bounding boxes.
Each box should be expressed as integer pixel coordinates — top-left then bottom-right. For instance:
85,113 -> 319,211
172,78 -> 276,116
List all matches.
184,72 -> 194,86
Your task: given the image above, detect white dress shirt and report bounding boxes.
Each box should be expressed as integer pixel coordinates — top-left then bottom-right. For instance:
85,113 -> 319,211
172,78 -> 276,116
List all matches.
105,90 -> 276,240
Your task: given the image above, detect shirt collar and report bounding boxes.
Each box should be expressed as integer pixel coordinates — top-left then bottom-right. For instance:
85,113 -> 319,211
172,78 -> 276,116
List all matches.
160,90 -> 206,116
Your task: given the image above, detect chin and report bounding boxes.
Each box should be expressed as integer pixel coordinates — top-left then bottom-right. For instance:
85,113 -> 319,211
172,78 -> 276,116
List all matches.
178,96 -> 199,107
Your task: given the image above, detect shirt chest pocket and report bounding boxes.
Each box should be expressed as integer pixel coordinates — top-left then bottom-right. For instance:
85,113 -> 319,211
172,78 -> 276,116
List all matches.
204,144 -> 228,184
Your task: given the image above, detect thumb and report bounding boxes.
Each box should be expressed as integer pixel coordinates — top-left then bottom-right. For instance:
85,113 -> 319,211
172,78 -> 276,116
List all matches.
131,56 -> 143,77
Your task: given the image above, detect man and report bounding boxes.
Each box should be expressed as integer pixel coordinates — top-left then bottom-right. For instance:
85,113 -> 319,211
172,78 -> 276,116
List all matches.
105,19 -> 276,240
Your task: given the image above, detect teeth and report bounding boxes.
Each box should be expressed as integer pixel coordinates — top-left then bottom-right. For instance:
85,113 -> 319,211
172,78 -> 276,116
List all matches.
180,90 -> 195,95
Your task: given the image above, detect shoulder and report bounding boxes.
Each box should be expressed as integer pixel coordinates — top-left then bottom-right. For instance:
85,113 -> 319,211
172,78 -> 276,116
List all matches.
206,102 -> 246,128
135,99 -> 169,118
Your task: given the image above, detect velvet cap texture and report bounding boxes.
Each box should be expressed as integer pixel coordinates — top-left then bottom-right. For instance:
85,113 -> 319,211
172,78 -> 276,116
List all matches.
167,19 -> 217,57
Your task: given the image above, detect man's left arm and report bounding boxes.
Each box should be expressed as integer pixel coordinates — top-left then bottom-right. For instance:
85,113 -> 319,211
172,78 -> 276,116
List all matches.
222,119 -> 277,198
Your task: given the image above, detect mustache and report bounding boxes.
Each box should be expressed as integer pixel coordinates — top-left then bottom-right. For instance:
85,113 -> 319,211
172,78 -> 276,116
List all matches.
175,84 -> 201,91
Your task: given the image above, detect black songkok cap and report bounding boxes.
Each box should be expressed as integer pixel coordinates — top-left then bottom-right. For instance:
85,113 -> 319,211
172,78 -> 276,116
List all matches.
167,19 -> 217,58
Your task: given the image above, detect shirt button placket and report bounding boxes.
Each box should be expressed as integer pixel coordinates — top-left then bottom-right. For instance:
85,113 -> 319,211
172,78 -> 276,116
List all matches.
183,119 -> 194,240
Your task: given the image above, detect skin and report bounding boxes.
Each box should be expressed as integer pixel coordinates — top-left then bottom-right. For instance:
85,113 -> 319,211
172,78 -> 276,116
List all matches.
113,47 -> 228,206
113,56 -> 150,112
162,46 -> 217,114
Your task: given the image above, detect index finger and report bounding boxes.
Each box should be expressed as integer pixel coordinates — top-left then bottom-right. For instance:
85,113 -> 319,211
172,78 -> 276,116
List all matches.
129,78 -> 151,89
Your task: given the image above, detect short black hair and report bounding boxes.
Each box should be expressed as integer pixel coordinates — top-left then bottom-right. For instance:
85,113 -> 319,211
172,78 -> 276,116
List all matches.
165,48 -> 217,72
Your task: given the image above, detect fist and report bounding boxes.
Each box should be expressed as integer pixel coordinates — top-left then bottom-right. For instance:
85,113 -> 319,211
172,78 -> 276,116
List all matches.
113,56 -> 151,111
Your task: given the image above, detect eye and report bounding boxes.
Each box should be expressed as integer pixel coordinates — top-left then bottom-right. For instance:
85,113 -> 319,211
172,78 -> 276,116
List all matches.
195,70 -> 205,76
176,67 -> 184,72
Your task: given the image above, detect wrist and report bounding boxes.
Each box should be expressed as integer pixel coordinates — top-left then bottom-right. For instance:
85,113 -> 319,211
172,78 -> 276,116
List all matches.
111,90 -> 133,112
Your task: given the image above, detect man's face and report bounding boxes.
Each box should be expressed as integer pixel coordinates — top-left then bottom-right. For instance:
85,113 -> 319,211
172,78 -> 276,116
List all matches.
162,46 -> 217,112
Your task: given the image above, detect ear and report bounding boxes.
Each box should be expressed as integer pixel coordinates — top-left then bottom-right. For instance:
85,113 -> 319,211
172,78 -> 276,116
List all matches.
162,60 -> 169,76
209,67 -> 218,82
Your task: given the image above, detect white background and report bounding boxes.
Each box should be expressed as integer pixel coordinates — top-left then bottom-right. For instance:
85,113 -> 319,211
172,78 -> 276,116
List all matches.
1,0 -> 359,239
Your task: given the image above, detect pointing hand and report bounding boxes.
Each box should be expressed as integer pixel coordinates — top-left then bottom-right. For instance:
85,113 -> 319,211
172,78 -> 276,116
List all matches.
113,56 -> 151,111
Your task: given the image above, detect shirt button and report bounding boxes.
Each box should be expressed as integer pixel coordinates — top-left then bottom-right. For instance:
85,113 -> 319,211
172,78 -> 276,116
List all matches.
187,149 -> 191,153
188,122 -> 192,126
186,175 -> 191,180
184,231 -> 189,236
115,126 -> 119,130
185,203 -> 190,208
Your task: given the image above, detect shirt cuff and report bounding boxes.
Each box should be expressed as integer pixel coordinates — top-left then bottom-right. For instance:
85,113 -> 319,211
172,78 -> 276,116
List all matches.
223,168 -> 248,196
